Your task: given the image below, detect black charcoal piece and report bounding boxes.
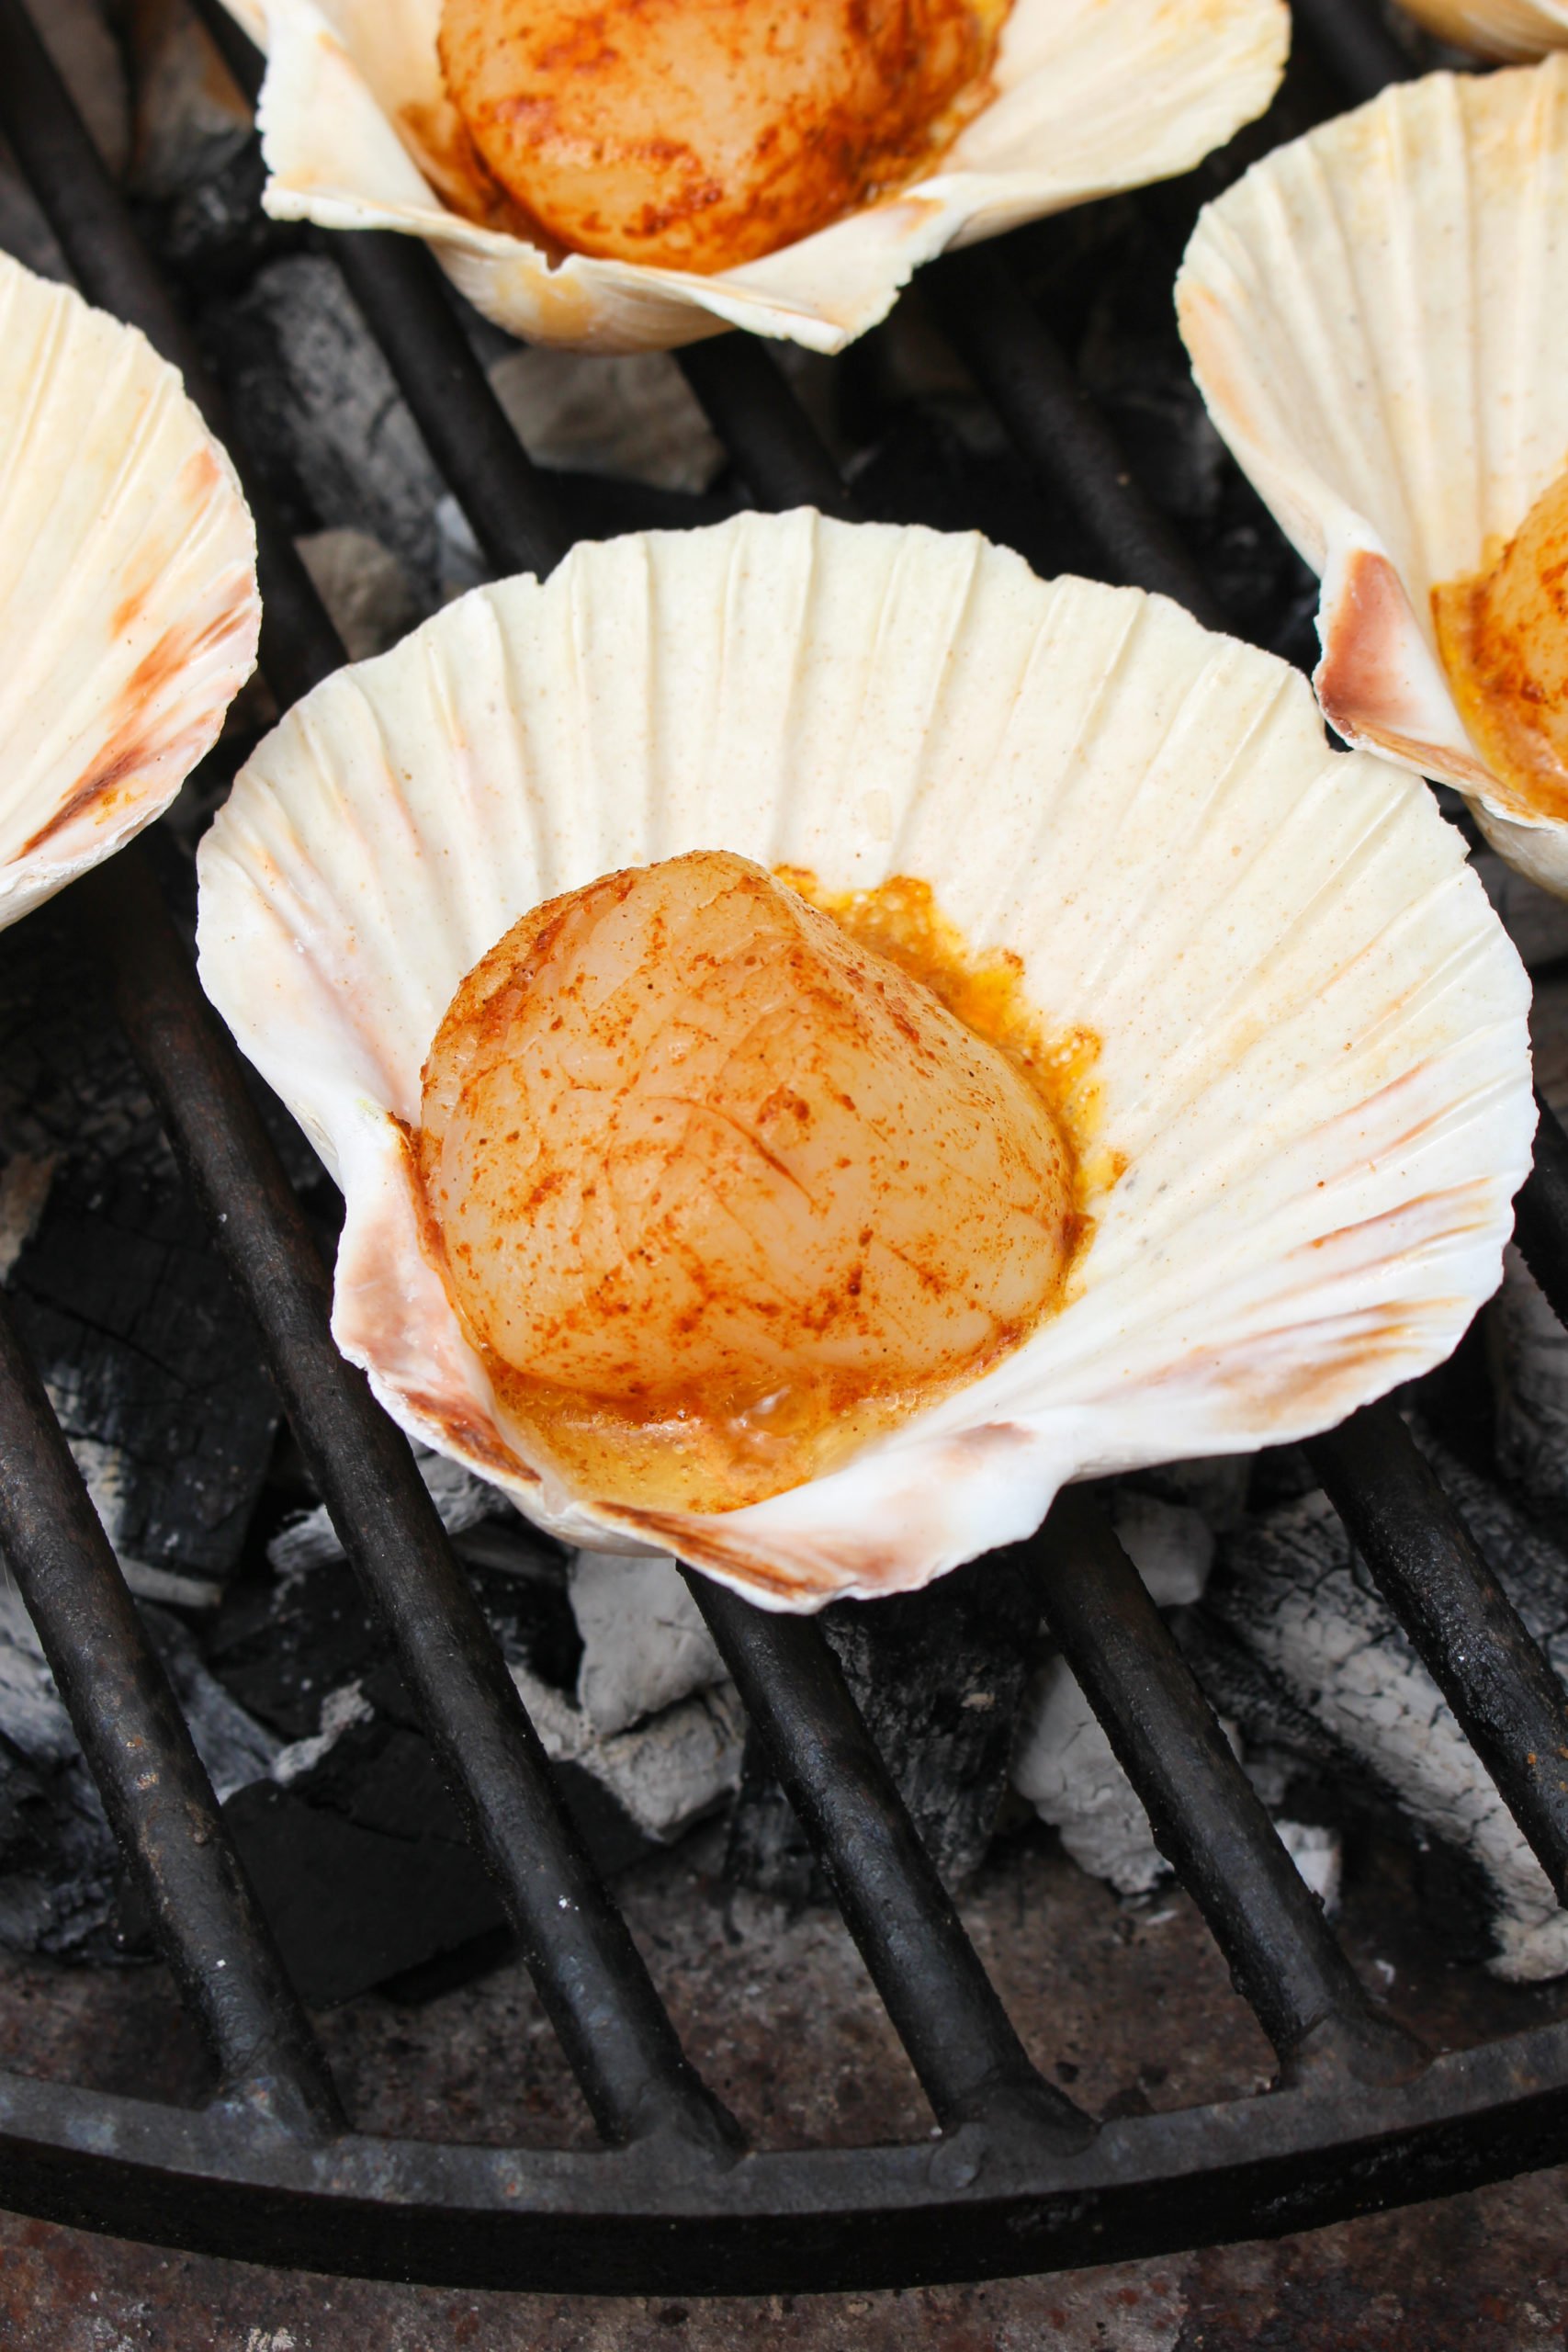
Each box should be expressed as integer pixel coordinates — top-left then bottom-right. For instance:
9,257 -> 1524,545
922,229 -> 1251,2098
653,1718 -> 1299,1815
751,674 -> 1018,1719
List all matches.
726,1556 -> 1039,1901
204,252 -> 448,592
206,1546 -> 581,1743
6,1158 -> 279,1587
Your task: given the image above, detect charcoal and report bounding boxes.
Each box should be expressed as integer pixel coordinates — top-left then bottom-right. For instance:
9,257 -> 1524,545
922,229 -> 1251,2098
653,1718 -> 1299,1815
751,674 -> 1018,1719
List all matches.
6,1157 -> 279,1589
0,140 -> 68,278
203,254 -> 448,594
852,401 -> 1077,584
295,527 -> 422,664
727,1555 -> 1038,1899
0,1744 -> 123,1964
206,1547 -> 582,1743
513,1660 -> 743,1847
0,1577 -> 278,1963
216,1611 -> 728,2003
486,345 -> 724,493
1211,1468 -> 1568,1981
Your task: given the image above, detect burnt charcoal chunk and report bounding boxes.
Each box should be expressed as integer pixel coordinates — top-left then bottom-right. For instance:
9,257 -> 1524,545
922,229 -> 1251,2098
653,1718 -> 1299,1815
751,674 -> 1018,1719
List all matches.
204,254 -> 446,591
207,1547 -> 581,1743
0,1737 -> 124,1965
207,1560 -> 387,1743
223,1690 -> 654,2005
223,1776 -> 505,2009
727,1556 -> 1038,1899
6,1159 -> 279,1583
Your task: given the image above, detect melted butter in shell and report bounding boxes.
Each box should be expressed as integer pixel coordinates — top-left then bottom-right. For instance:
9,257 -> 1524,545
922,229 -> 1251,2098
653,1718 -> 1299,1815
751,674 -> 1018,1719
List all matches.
418,851 -> 1089,1512
1434,469 -> 1568,821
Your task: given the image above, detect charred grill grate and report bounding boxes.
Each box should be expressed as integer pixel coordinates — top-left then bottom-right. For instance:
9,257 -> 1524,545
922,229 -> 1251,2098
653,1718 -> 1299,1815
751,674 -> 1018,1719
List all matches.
0,0 -> 1566,2295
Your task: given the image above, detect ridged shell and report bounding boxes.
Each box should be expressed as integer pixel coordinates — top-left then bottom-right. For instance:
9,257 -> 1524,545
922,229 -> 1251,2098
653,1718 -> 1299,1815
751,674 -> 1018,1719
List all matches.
227,0 -> 1288,355
1394,0 -> 1568,62
1177,59 -> 1568,896
196,512 -> 1533,1611
0,254 -> 259,930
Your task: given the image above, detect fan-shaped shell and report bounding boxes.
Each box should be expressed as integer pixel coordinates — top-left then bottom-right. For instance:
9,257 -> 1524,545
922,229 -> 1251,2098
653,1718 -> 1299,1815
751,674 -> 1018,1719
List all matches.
1394,0 -> 1568,62
1177,59 -> 1568,896
197,512 -> 1532,1611
226,0 -> 1288,355
0,254 -> 259,930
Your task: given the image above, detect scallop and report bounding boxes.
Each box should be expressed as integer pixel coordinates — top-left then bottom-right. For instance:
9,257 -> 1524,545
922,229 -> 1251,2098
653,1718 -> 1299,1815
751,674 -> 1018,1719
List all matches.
196,512 -> 1531,1609
1392,0 -> 1568,60
228,0 -> 1287,352
1177,58 -> 1568,896
437,0 -> 1000,276
0,252 -> 259,929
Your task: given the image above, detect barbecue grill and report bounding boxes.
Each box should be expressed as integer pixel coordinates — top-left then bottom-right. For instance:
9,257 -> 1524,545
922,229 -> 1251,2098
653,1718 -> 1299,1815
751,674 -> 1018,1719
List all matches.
0,0 -> 1565,2298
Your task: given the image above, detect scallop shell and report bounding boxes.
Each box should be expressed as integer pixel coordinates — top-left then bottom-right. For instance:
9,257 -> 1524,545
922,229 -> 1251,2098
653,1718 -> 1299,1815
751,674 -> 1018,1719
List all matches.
196,512 -> 1532,1610
1393,0 -> 1568,62
1177,59 -> 1568,896
224,0 -> 1288,356
0,253 -> 259,931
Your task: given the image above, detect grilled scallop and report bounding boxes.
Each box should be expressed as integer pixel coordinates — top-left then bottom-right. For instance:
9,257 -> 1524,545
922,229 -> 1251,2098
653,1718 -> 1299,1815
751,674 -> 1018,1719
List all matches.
438,0 -> 998,272
197,513 -> 1531,1609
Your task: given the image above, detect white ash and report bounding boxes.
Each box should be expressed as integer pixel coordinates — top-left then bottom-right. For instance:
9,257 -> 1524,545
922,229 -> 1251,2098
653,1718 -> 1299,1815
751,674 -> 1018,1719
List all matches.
1011,1657 -> 1167,1895
1490,1245 -> 1568,1519
1213,1483 -> 1568,1982
1273,1821 -> 1342,1917
296,528 -> 422,663
487,347 -> 724,495
1011,1654 -> 1248,1899
569,1550 -> 728,1737
511,1660 -> 743,1847
1109,1492 -> 1213,1608
268,1447 -> 499,1577
271,1680 -> 375,1789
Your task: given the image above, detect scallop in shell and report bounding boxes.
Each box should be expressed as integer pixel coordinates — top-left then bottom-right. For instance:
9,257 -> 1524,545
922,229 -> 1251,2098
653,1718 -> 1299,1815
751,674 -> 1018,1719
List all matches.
197,512 -> 1531,1610
1177,59 -> 1568,896
225,0 -> 1288,354
0,254 -> 259,928
1393,0 -> 1567,62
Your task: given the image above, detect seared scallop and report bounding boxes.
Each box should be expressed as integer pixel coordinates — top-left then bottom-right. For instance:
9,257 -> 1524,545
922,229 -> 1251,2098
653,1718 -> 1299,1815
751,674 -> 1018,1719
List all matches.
437,0 -> 998,271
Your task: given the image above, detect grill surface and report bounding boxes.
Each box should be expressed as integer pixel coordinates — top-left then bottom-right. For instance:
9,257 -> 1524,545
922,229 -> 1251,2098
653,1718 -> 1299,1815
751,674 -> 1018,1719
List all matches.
1,0 -> 1567,2297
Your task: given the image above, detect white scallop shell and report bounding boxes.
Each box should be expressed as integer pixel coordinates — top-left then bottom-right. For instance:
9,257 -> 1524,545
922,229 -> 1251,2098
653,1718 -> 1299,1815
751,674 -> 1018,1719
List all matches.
196,511 -> 1533,1611
225,0 -> 1288,356
0,253 -> 259,932
1394,0 -> 1568,62
1176,59 -> 1568,897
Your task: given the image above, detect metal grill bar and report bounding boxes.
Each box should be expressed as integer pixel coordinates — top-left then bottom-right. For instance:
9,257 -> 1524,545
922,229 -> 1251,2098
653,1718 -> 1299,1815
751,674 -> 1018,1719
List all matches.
1021,1491 -> 1422,2085
187,0 -> 570,586
927,247 -> 1226,628
1514,1092 -> 1568,1331
0,0 -> 342,710
688,1576 -> 1091,2145
74,847 -> 739,2161
678,340 -> 859,518
0,1296 -> 342,2140
1291,0 -> 1416,104
0,16 -> 741,2155
1309,1402 -> 1568,1899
